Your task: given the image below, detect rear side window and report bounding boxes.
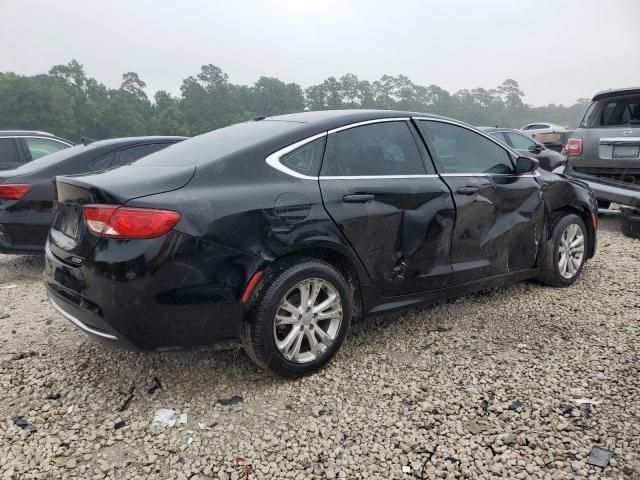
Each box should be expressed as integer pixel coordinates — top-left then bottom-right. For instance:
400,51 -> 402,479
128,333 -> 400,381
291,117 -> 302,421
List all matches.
418,121 -> 513,174
24,137 -> 69,160
88,152 -> 116,172
582,95 -> 640,127
88,143 -> 174,172
321,121 -> 425,176
489,132 -> 508,143
280,137 -> 325,175
0,138 -> 21,163
113,143 -> 173,167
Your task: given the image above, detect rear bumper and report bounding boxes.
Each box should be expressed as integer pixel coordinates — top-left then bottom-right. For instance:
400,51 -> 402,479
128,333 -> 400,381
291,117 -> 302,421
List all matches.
43,232 -> 250,351
565,170 -> 640,208
576,178 -> 640,208
47,291 -> 128,348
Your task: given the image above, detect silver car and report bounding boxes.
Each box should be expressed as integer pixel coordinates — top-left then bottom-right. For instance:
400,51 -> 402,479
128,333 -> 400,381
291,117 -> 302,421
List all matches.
564,87 -> 640,237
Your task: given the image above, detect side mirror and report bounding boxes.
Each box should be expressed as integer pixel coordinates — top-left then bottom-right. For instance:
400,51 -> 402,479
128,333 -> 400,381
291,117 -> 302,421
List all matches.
516,156 -> 539,174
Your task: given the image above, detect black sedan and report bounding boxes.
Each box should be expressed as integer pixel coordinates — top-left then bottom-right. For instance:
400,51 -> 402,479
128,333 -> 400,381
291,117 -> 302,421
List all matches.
44,111 -> 597,376
0,136 -> 185,254
479,127 -> 566,171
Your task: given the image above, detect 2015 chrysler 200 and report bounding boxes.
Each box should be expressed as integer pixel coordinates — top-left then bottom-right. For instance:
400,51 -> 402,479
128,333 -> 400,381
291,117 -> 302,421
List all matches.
44,110 -> 597,376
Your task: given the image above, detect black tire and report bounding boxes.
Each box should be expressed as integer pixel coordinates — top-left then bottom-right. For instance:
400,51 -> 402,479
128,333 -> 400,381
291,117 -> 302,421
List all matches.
241,258 -> 352,377
621,208 -> 640,239
537,214 -> 588,287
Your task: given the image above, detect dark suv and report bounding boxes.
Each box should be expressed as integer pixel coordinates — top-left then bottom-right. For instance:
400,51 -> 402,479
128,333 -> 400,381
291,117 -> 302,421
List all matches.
44,110 -> 597,376
0,131 -> 73,170
563,88 -> 640,237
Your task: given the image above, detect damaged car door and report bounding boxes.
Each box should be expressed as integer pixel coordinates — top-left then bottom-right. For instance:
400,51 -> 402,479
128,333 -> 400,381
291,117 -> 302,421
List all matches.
416,119 -> 544,283
319,119 -> 456,296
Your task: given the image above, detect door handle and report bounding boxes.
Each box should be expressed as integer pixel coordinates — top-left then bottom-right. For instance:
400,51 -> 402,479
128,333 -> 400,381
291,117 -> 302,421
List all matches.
342,194 -> 375,203
456,186 -> 479,195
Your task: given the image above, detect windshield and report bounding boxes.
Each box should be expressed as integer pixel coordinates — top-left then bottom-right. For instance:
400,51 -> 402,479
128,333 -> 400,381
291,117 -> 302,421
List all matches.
133,120 -> 303,167
581,95 -> 640,127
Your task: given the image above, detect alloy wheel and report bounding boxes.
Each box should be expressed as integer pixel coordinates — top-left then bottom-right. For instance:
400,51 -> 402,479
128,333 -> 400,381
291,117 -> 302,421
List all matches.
273,278 -> 343,364
558,223 -> 585,279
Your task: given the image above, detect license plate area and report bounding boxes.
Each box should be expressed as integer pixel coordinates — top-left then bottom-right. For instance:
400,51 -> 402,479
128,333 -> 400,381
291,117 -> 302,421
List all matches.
613,145 -> 640,158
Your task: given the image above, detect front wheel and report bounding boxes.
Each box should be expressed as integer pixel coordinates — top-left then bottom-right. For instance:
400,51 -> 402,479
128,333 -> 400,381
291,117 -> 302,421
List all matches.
241,259 -> 352,376
537,214 -> 588,287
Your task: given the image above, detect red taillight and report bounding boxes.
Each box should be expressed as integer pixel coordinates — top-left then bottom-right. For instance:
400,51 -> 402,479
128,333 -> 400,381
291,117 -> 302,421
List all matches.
0,184 -> 32,200
82,204 -> 181,239
566,138 -> 583,156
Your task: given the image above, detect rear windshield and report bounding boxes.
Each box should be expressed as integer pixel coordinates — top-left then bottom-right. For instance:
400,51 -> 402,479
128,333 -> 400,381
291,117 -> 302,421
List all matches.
133,120 -> 303,167
581,95 -> 640,127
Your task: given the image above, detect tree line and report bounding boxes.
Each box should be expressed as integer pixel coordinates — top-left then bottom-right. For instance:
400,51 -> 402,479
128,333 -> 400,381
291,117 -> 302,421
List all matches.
0,60 -> 589,142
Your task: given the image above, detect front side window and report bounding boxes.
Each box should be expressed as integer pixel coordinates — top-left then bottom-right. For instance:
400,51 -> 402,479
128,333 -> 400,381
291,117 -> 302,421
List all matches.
0,138 -> 21,163
418,121 -> 513,174
321,121 -> 425,176
24,137 -> 70,160
506,132 -> 537,150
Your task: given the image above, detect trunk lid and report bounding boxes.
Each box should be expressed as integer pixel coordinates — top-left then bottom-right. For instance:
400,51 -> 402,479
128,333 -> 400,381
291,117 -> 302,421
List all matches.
570,93 -> 640,186
571,127 -> 640,187
49,165 -> 195,263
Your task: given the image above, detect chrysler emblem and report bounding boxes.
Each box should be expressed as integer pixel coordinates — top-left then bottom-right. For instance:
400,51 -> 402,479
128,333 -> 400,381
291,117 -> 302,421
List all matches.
622,128 -> 632,136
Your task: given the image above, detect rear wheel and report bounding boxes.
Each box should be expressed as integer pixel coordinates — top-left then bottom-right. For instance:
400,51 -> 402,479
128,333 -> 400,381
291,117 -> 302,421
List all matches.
242,259 -> 352,376
537,214 -> 588,287
621,208 -> 640,239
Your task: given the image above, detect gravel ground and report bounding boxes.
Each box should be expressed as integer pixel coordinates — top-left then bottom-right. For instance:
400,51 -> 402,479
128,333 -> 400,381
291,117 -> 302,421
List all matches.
1,217 -> 639,480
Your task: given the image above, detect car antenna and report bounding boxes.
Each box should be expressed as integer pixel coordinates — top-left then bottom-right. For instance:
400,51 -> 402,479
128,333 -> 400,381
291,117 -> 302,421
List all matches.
81,137 -> 94,146
252,115 -> 267,121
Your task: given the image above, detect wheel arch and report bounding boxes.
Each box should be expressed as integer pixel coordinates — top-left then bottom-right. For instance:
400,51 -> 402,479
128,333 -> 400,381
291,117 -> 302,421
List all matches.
547,205 -> 596,259
260,244 -> 367,322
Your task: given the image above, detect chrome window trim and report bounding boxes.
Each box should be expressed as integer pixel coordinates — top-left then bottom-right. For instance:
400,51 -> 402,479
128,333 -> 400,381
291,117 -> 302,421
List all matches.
320,174 -> 439,180
327,117 -> 410,134
48,295 -> 118,340
265,117 -> 411,179
265,131 -> 327,180
440,171 -> 541,178
264,116 -> 541,180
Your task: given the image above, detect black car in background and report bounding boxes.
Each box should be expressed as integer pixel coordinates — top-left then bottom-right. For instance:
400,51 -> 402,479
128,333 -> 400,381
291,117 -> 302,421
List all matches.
44,110 -> 597,376
480,127 -> 565,171
0,136 -> 185,254
0,130 -> 74,170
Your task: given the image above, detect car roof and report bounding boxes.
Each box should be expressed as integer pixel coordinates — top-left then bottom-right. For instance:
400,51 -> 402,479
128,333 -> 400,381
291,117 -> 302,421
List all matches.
87,136 -> 188,147
479,127 -> 519,133
262,109 -> 457,131
592,87 -> 640,101
0,130 -> 65,138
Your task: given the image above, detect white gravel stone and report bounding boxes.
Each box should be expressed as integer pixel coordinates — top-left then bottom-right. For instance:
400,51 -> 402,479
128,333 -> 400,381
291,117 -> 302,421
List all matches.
0,217 -> 638,479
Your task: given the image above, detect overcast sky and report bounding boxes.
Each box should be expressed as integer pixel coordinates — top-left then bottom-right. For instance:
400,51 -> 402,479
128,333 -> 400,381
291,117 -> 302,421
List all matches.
2,0 -> 639,106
